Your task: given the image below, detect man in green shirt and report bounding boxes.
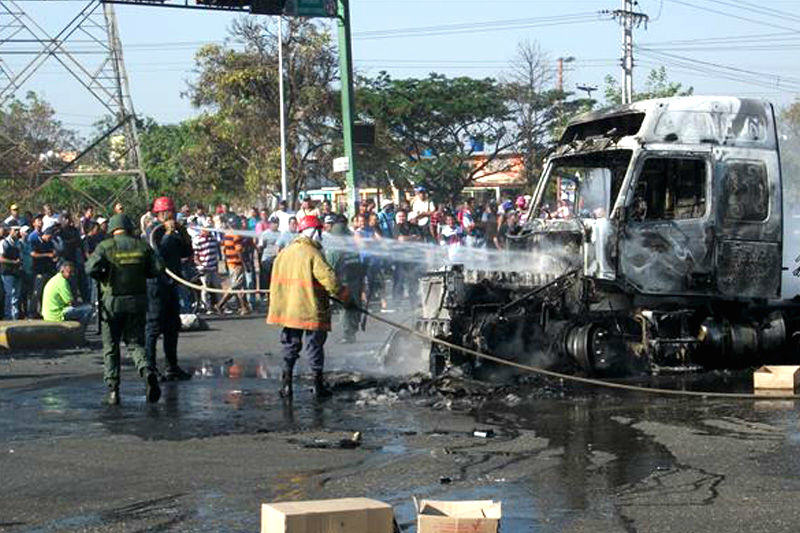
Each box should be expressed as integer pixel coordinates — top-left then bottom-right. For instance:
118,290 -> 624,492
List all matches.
41,262 -> 92,325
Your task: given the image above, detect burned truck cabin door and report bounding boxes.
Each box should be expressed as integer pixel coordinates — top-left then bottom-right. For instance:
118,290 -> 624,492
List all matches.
714,152 -> 782,299
618,152 -> 715,295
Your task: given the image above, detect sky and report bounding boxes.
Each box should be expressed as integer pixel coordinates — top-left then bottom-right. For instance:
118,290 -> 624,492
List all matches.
4,0 -> 800,137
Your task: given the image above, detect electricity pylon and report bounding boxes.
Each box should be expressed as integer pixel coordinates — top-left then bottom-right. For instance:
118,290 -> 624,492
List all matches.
0,0 -> 148,206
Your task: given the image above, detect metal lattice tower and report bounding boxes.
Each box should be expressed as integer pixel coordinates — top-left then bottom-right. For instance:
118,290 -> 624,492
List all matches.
0,0 -> 148,204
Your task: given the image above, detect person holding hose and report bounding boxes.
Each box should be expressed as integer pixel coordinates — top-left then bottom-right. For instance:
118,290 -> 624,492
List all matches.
267,215 -> 350,400
86,214 -> 162,405
147,196 -> 193,381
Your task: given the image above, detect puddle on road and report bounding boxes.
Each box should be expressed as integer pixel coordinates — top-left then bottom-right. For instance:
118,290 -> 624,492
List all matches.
5,363 -> 800,532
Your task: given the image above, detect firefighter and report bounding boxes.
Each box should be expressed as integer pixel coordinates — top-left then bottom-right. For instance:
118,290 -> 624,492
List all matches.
86,214 -> 161,405
146,196 -> 193,381
267,215 -> 350,399
325,219 -> 365,344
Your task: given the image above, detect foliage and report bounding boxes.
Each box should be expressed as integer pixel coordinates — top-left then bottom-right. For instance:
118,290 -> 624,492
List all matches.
0,92 -> 79,207
358,72 -> 514,203
504,41 -> 595,184
603,67 -> 693,106
186,17 -> 339,204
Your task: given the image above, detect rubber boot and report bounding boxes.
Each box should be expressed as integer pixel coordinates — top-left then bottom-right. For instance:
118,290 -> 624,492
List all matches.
313,371 -> 332,400
145,371 -> 161,403
279,368 -> 293,399
105,387 -> 120,406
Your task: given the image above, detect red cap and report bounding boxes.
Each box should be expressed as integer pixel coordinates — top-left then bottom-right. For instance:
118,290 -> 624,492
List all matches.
298,215 -> 322,232
152,196 -> 175,214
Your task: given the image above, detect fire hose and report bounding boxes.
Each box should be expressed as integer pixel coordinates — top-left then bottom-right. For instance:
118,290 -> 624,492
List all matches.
163,266 -> 800,400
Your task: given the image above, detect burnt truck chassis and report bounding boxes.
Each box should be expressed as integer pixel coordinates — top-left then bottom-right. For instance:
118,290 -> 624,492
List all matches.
416,96 -> 800,378
418,258 -> 799,378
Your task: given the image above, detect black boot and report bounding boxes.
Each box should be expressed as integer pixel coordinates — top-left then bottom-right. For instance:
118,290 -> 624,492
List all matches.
313,371 -> 332,400
163,365 -> 192,381
104,387 -> 120,406
145,371 -> 161,403
279,368 -> 293,399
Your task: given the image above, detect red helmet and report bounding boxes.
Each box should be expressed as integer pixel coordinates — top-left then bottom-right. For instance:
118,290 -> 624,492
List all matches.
152,196 -> 175,214
298,215 -> 323,232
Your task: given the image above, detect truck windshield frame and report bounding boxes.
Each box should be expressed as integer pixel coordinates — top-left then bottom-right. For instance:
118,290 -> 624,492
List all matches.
530,150 -> 632,222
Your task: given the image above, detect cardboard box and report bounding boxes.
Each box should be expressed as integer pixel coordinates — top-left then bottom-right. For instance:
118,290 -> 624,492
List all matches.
417,500 -> 501,533
753,365 -> 800,391
261,498 -> 394,533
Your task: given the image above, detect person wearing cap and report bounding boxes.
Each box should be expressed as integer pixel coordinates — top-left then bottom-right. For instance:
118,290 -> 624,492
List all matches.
86,214 -> 162,405
377,199 -> 396,238
4,204 -> 20,227
192,219 -> 221,313
147,196 -> 194,381
0,225 -> 22,319
267,215 -> 350,399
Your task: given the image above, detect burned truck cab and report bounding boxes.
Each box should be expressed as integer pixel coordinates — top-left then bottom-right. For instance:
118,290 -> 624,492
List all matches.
419,96 -> 794,377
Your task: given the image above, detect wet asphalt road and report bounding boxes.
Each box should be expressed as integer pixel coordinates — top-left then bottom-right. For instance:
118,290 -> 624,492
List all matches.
2,311 -> 800,532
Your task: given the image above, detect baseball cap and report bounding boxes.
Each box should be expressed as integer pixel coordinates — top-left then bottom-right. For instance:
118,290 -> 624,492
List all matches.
96,216 -> 108,225
9,204 -> 18,210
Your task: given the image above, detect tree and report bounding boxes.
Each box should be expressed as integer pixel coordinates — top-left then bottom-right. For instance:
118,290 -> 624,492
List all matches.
0,92 -> 79,206
186,17 -> 339,204
359,73 -> 515,203
504,41 -> 595,184
604,66 -> 693,106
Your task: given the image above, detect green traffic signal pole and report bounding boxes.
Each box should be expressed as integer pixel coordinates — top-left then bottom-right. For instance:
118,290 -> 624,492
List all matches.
336,0 -> 358,219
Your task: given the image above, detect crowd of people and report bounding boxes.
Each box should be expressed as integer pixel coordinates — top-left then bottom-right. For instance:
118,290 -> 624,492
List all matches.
0,188 -> 532,403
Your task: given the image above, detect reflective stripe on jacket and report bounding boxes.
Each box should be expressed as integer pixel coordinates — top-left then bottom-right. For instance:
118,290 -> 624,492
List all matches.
267,236 -> 340,331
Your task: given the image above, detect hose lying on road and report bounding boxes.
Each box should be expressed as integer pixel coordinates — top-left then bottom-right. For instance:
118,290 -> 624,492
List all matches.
163,266 -> 800,400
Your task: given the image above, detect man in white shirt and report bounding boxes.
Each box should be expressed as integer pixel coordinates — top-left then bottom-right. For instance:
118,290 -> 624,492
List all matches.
41,204 -> 59,231
409,186 -> 436,228
272,200 -> 295,233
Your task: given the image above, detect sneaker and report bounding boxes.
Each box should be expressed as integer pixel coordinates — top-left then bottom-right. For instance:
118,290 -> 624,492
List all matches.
145,372 -> 161,403
163,365 -> 192,381
104,388 -> 120,406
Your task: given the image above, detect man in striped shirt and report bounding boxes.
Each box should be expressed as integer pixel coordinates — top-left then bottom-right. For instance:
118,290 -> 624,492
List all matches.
192,223 -> 221,313
216,219 -> 252,315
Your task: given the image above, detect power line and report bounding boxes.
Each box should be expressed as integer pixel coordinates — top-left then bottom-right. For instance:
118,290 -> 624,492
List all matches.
664,0 -> 800,34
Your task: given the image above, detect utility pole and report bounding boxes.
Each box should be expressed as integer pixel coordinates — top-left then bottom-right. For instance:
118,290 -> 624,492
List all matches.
337,0 -> 358,219
556,56 -> 574,93
607,1 -> 648,104
277,16 -> 288,202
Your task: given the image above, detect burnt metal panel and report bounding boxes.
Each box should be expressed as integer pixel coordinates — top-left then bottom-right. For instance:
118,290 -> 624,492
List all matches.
716,240 -> 781,298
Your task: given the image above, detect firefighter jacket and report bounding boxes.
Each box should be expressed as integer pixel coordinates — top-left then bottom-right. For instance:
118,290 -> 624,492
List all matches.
267,236 -> 341,331
86,233 -> 162,314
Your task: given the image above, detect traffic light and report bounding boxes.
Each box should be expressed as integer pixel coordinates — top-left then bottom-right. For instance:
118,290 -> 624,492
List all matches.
249,0 -> 287,14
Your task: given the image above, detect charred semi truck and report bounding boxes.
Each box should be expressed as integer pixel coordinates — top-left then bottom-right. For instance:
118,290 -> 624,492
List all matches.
418,96 -> 800,376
